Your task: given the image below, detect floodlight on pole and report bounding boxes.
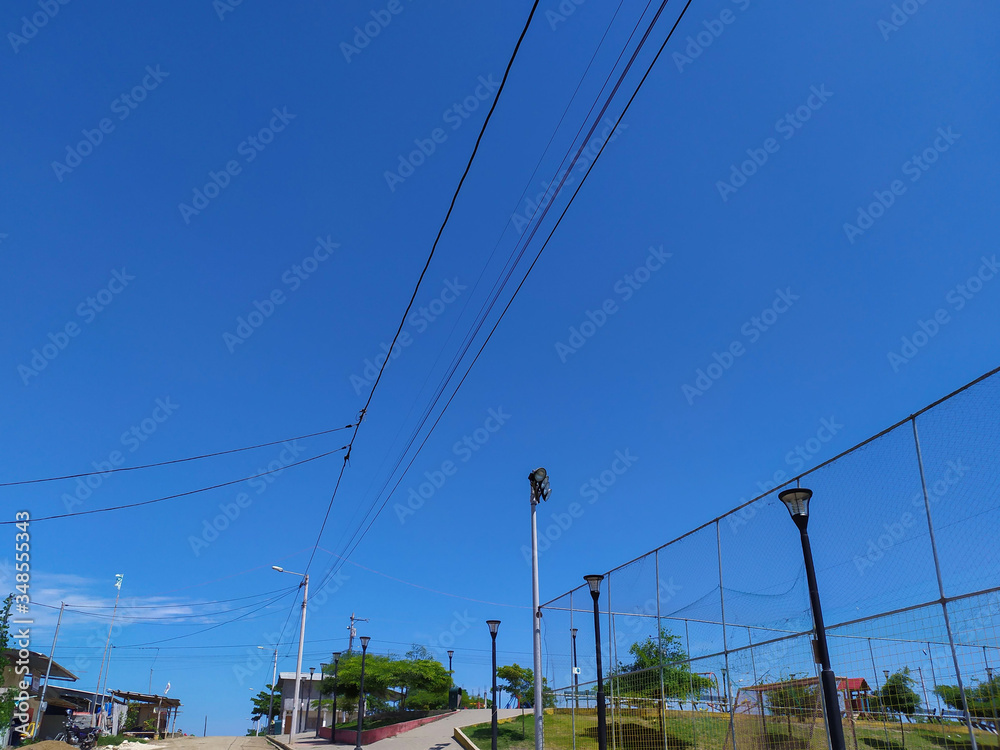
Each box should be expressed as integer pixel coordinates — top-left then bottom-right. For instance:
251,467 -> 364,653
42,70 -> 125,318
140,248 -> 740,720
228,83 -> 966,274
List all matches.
528,467 -> 550,750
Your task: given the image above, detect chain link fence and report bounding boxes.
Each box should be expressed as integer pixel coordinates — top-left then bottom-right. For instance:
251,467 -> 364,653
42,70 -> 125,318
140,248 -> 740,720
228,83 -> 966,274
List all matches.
540,367 -> 1000,750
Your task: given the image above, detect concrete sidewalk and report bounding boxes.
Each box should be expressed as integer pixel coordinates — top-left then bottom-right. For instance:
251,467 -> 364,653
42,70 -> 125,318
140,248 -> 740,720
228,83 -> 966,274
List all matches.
285,709 -> 521,750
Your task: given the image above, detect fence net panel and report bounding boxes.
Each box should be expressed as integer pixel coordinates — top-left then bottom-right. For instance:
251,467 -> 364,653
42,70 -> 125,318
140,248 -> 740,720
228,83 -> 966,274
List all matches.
539,368 -> 1000,750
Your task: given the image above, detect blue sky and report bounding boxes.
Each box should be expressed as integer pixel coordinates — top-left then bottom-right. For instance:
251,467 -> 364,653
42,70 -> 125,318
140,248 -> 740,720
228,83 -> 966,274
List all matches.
3,0 -> 998,736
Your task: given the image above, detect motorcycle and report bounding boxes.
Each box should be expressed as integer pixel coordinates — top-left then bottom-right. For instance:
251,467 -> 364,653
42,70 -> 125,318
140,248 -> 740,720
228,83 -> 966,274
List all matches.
62,713 -> 101,750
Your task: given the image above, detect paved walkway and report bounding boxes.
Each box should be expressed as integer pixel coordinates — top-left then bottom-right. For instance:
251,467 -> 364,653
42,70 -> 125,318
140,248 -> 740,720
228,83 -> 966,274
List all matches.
287,709 -> 522,750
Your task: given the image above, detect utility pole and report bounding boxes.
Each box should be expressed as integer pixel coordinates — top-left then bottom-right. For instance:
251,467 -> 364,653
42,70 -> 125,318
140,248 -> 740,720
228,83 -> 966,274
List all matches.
94,574 -> 124,725
528,468 -> 551,750
347,613 -> 368,652
203,716 -> 207,737
34,602 -> 65,739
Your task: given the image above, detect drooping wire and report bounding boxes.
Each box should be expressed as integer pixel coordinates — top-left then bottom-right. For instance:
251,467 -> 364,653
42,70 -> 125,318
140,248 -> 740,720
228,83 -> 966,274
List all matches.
0,424 -> 353,487
298,0 -> 544,578
0,446 -> 348,524
314,0 -> 696,595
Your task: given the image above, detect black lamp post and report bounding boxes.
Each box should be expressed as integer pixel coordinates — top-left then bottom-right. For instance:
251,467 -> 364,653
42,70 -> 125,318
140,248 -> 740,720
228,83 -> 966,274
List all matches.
571,628 -> 579,710
305,667 -> 315,735
448,650 -> 455,680
778,488 -> 846,750
584,575 -> 607,750
488,620 -> 501,750
329,652 -> 342,745
355,637 -> 370,750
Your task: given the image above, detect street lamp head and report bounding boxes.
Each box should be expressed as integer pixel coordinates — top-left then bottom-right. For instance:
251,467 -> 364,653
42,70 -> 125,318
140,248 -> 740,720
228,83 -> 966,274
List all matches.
271,565 -> 284,572
309,667 -> 315,675
360,636 -> 371,650
584,574 -> 604,595
333,652 -> 342,662
531,468 -> 547,483
571,628 -> 578,636
778,487 -> 812,528
487,619 -> 501,636
448,650 -> 454,658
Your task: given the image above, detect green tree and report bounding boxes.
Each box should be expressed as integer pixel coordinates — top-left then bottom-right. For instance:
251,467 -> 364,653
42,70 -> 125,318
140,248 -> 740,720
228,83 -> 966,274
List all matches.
0,595 -> 19,733
319,649 -> 450,713
935,676 -> 1000,720
250,686 -> 277,724
878,669 -> 921,719
615,629 -> 714,699
767,677 -> 818,717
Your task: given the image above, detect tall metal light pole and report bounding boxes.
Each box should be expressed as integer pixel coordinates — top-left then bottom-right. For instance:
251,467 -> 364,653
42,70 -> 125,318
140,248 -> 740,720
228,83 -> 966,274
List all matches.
778,488 -> 846,750
273,566 -> 309,743
448,650 -> 455,680
258,646 -> 278,735
528,468 -> 551,750
329,652 -> 342,744
584,575 -> 607,750
355,637 -> 371,750
488,621 -> 501,750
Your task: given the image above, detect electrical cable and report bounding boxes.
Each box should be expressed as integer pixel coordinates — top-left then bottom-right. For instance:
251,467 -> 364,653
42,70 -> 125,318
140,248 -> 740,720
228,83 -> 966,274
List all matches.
114,589 -> 297,647
297,0 -> 544,580
0,424 -> 353,487
313,0 -> 695,595
0,446 -> 347,524
327,0 -> 659,576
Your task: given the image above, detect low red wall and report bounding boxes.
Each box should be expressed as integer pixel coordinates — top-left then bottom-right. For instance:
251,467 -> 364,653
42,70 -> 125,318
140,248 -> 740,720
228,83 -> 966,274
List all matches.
320,711 -> 455,744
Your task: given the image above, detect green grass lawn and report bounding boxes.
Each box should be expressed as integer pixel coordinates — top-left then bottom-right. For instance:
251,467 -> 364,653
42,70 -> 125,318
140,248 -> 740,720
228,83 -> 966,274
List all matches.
462,711 -> 1000,750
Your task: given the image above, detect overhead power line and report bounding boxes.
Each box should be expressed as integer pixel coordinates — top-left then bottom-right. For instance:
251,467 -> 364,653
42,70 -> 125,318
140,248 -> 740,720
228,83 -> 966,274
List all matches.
0,446 -> 347,524
313,0 -> 695,595
296,0 -> 544,582
324,0 -> 658,580
0,424 -> 353,487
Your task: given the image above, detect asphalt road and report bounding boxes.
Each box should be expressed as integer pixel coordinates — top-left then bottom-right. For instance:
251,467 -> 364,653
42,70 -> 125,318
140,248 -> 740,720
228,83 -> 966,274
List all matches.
158,737 -> 271,750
